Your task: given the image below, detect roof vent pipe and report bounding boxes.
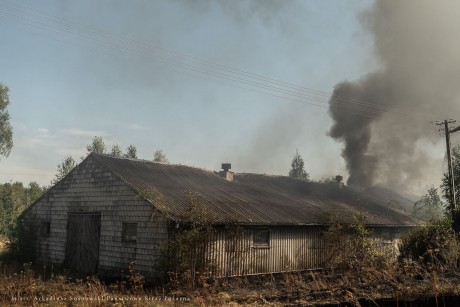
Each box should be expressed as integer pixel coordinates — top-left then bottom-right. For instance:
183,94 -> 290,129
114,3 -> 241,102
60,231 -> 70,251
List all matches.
222,163 -> 231,172
335,175 -> 344,189
220,163 -> 233,181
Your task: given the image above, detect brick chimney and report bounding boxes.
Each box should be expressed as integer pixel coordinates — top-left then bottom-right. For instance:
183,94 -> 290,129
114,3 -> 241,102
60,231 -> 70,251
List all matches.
220,163 -> 233,181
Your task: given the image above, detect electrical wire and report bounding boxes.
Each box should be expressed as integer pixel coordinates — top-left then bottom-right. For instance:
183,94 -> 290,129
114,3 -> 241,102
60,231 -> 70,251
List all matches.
0,0 -> 440,122
0,2 -> 434,121
0,0 -> 435,120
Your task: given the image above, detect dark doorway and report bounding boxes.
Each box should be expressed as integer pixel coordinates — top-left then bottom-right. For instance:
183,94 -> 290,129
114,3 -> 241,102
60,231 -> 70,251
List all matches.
64,212 -> 101,275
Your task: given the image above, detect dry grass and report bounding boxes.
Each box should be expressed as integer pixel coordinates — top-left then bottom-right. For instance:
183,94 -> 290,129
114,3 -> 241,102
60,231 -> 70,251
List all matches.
3,217 -> 460,306
208,263 -> 460,306
0,262 -> 189,306
1,260 -> 460,306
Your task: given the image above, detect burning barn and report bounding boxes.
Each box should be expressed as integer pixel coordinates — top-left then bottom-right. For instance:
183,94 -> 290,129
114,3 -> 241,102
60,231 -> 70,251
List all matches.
21,153 -> 417,278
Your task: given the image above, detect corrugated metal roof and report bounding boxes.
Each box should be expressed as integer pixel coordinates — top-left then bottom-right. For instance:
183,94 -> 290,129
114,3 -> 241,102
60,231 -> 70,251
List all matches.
90,153 -> 418,226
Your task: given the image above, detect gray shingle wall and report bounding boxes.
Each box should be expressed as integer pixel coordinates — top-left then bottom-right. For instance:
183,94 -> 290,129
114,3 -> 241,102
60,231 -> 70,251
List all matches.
25,156 -> 170,278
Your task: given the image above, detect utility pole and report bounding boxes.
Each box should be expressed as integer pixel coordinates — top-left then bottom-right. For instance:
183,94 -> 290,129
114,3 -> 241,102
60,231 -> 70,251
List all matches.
437,120 -> 460,230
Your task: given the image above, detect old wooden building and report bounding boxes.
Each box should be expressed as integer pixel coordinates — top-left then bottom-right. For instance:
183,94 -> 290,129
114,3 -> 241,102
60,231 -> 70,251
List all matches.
22,153 -> 417,278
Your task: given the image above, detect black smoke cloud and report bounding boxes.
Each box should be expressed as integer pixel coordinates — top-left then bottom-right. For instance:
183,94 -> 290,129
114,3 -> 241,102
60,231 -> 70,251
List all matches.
329,1 -> 460,192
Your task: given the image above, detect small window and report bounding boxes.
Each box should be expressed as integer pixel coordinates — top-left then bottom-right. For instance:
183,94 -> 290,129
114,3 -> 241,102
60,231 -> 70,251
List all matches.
41,222 -> 50,237
253,228 -> 270,247
122,223 -> 137,242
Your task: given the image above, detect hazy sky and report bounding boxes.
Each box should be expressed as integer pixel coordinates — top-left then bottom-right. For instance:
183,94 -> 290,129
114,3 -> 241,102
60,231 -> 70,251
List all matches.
0,1 -> 450,195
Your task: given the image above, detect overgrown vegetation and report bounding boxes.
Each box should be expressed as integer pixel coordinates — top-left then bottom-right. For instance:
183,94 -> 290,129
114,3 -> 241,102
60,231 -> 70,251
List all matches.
0,182 -> 44,264
402,183 -> 460,271
323,209 -> 388,273
161,191 -> 216,289
399,219 -> 460,268
0,262 -> 192,306
412,185 -> 446,222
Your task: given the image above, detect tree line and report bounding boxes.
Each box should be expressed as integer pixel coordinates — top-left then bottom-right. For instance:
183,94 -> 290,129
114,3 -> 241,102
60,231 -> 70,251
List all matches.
0,133 -> 169,243
53,136 -> 169,185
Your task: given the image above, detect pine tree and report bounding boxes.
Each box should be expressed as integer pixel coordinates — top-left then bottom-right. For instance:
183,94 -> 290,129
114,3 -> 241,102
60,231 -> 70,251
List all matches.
289,150 -> 310,181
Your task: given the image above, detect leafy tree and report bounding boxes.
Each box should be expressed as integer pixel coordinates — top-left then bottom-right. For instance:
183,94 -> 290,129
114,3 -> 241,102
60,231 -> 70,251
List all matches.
124,145 -> 137,159
110,144 -> 122,157
0,182 -> 45,238
412,186 -> 445,222
289,150 -> 309,181
399,219 -> 456,266
86,136 -> 106,154
27,182 -> 44,201
153,149 -> 169,163
51,156 -> 76,185
0,83 -> 13,158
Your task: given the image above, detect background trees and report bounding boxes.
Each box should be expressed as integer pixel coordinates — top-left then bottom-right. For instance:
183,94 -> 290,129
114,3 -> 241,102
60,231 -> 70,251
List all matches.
0,83 -> 13,158
55,137 -> 171,182
84,136 -> 139,159
124,145 -> 137,159
85,136 -> 106,155
51,156 -> 76,185
289,150 -> 309,181
0,182 -> 45,239
412,186 -> 445,222
110,144 -> 122,157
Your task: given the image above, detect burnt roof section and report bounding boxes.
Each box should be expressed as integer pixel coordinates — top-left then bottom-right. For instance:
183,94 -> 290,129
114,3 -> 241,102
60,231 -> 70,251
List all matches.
90,153 -> 418,226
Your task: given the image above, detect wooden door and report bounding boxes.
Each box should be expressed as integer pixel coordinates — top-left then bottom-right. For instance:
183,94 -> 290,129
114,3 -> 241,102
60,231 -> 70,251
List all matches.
64,212 -> 101,275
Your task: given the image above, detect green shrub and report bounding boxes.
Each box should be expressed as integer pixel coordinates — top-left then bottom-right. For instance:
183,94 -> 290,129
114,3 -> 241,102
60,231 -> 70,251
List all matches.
160,191 -> 216,289
399,219 -> 460,269
2,216 -> 36,263
323,210 -> 387,272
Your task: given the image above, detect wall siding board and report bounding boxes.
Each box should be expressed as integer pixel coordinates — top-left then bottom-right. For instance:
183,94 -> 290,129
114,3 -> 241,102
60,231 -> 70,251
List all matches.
24,157 -> 170,279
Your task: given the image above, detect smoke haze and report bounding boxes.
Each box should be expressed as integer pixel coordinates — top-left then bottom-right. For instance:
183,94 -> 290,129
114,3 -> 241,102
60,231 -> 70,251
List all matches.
329,1 -> 460,193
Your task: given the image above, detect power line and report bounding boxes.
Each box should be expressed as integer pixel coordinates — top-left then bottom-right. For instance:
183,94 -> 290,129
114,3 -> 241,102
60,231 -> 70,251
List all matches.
0,1 -> 433,120
0,0 -> 435,121
0,0 -> 438,122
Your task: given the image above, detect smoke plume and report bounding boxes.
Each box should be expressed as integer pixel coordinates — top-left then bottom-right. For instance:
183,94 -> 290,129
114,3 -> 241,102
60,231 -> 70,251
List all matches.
329,1 -> 460,192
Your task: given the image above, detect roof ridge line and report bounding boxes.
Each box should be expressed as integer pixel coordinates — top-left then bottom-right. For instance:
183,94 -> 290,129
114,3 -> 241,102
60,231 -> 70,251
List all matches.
91,152 -> 218,175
